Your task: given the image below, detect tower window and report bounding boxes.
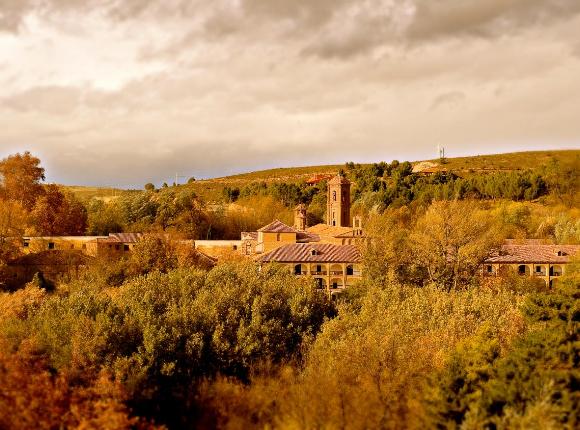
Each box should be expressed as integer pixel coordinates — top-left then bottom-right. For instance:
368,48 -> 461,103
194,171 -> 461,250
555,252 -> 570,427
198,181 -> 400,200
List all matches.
333,191 -> 337,201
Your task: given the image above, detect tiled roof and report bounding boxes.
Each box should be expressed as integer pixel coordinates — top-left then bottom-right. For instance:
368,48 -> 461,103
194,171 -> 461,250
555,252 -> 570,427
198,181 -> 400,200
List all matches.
257,220 -> 297,233
484,244 -> 580,264
328,174 -> 350,185
296,232 -> 320,242
258,243 -> 361,263
307,224 -> 356,238
109,233 -> 143,243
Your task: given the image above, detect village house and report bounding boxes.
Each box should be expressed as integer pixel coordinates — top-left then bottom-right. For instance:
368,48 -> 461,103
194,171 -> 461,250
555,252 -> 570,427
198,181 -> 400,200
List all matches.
483,239 -> 579,288
20,233 -> 144,258
257,243 -> 362,296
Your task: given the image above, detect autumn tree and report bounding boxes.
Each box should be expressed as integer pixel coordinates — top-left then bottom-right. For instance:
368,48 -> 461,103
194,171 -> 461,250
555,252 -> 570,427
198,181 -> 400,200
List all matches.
0,200 -> 27,263
0,151 -> 45,209
410,200 -> 503,291
30,184 -> 87,235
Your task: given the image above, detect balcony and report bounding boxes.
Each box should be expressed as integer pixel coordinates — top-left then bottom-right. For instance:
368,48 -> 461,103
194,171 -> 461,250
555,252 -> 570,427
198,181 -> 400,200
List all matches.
311,271 -> 327,276
329,270 -> 343,276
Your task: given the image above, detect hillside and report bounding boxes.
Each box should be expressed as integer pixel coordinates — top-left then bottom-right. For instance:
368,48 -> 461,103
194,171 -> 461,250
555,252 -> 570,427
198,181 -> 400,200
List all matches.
64,150 -> 579,202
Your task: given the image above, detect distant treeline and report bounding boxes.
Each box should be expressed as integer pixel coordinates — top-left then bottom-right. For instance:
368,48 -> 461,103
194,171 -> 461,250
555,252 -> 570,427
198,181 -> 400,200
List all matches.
222,157 -> 577,212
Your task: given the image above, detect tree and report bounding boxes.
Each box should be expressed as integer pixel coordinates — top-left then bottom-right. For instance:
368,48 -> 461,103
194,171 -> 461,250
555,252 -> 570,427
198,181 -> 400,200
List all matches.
0,200 -> 27,263
410,200 -> 503,291
86,199 -> 124,235
0,151 -> 45,210
144,183 -> 155,192
30,185 -> 87,235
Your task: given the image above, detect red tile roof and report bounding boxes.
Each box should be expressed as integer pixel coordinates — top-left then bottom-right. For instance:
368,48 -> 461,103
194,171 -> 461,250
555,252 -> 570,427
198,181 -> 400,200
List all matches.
258,243 -> 361,263
257,220 -> 297,233
296,232 -> 320,242
109,233 -> 143,243
484,244 -> 580,264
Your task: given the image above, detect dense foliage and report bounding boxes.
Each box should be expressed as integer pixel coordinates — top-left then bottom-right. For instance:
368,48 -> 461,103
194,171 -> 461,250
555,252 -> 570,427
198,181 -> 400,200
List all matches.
0,151 -> 578,429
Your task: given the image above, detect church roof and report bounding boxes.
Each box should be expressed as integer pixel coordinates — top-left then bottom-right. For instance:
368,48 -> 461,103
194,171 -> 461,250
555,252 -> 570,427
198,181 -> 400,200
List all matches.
258,243 -> 360,263
328,174 -> 350,185
484,244 -> 580,264
307,224 -> 357,238
257,220 -> 296,233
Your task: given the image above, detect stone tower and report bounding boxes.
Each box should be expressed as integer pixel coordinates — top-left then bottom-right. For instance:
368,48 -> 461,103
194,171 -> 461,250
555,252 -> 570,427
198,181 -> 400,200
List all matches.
294,204 -> 307,231
327,173 -> 351,227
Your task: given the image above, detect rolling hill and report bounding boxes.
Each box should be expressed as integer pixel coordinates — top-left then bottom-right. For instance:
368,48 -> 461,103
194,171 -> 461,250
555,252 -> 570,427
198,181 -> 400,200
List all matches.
64,149 -> 579,202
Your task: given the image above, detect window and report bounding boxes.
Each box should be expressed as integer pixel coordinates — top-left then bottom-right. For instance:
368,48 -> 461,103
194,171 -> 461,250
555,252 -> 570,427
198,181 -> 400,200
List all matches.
332,191 -> 337,201
115,245 -> 120,250
316,265 -> 322,273
518,265 -> 526,275
535,265 -> 542,273
276,233 -> 281,241
23,241 -> 29,248
294,265 -> 302,275
245,242 -> 252,255
48,242 -> 55,250
232,245 -> 238,250
346,265 -> 354,275
332,282 -> 338,289
124,245 -> 129,251
486,265 -> 493,273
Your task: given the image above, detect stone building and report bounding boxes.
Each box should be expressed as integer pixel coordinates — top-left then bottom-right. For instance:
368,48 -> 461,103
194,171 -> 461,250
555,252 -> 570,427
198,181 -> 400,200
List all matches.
327,173 -> 351,227
257,243 -> 362,298
239,174 -> 365,255
482,240 -> 579,287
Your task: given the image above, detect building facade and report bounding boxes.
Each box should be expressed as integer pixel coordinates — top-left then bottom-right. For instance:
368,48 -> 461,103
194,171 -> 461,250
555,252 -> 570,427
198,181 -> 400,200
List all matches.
257,243 -> 362,298
483,240 -> 579,287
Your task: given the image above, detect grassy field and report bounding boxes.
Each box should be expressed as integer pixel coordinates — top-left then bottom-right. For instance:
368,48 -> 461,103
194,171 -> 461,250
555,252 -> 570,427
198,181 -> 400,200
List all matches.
64,150 -> 579,202
425,149 -> 578,173
207,149 -> 578,182
62,186 -> 137,202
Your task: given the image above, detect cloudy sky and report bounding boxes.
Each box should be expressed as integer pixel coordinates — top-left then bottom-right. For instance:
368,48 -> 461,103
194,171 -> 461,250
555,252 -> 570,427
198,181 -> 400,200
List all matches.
0,0 -> 579,187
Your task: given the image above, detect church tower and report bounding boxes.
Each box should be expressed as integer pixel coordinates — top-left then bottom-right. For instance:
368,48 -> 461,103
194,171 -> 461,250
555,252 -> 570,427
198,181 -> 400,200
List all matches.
327,173 -> 351,227
294,204 -> 307,231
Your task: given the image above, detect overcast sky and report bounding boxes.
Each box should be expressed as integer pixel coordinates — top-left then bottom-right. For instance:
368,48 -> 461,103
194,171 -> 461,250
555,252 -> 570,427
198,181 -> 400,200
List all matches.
0,0 -> 579,187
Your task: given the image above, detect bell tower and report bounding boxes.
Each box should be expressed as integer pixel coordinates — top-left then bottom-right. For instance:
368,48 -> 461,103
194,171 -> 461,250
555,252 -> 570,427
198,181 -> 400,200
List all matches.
294,204 -> 307,231
327,173 -> 351,227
